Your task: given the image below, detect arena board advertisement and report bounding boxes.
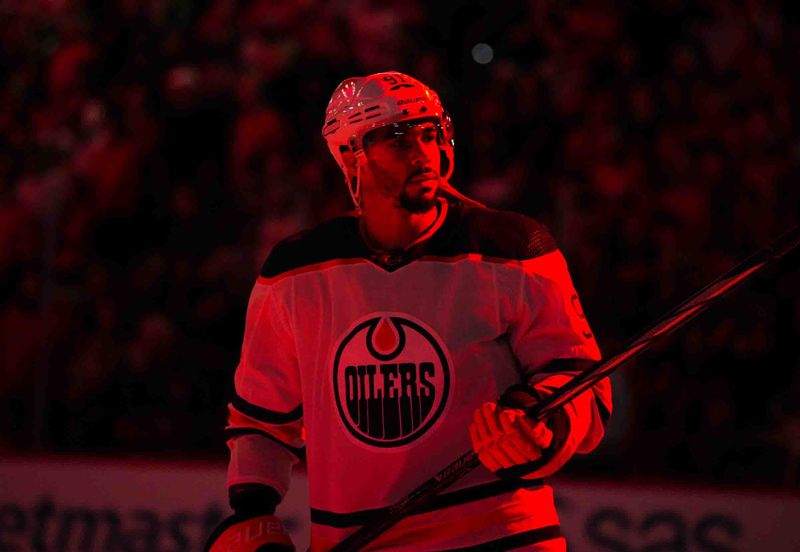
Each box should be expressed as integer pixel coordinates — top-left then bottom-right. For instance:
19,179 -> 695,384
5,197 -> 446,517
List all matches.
1,456 -> 798,552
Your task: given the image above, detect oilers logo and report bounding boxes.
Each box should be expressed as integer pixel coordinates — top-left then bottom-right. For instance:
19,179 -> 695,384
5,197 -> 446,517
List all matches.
333,314 -> 452,448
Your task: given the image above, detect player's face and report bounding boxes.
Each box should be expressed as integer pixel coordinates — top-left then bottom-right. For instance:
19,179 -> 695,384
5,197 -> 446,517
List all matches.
362,121 -> 442,214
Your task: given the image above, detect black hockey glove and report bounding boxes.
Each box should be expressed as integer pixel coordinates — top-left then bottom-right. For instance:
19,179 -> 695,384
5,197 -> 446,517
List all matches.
204,484 -> 294,552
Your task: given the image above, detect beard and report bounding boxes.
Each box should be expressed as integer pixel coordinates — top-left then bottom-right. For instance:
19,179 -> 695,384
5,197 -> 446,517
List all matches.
398,184 -> 439,214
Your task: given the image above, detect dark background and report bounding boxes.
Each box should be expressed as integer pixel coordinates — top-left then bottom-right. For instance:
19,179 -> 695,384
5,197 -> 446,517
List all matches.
1,0 -> 799,490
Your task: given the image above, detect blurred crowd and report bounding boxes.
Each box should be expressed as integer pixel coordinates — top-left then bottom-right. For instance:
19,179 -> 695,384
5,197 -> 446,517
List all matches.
1,0 -> 799,486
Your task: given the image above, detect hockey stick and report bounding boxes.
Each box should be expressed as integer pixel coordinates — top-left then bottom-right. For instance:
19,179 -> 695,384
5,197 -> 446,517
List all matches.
330,224 -> 800,552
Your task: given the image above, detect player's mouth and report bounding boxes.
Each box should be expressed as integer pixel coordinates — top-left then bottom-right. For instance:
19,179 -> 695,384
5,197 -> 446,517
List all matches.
407,171 -> 438,184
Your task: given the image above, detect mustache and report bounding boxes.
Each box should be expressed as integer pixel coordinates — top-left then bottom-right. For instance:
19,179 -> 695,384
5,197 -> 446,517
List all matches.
406,168 -> 439,183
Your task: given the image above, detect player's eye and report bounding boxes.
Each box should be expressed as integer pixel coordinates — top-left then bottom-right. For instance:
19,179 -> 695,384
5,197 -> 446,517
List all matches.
422,130 -> 437,143
390,136 -> 407,149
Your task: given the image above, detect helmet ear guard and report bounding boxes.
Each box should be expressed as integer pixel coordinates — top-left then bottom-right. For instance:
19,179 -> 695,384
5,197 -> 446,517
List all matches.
337,143 -> 364,213
438,111 -> 455,181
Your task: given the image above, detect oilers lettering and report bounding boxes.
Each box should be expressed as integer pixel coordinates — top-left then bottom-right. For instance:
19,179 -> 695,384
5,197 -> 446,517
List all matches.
343,362 -> 436,439
333,315 -> 452,447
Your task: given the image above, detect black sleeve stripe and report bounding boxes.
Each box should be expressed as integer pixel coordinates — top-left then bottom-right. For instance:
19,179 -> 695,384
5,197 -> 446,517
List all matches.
232,394 -> 303,424
532,358 -> 612,426
596,395 -> 612,426
225,427 -> 306,461
310,479 -> 544,528
436,525 -> 562,551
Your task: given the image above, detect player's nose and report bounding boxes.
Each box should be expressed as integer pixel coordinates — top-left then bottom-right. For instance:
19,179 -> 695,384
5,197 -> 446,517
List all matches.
408,138 -> 431,165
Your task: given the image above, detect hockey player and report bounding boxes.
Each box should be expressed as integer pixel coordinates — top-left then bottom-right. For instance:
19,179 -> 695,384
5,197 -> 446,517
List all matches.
205,71 -> 612,551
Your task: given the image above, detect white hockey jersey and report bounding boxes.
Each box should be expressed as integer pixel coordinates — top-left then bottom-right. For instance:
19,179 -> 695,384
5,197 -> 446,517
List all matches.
225,198 -> 611,551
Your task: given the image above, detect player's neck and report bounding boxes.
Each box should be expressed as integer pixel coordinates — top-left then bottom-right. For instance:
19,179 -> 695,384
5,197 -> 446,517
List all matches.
360,199 -> 441,252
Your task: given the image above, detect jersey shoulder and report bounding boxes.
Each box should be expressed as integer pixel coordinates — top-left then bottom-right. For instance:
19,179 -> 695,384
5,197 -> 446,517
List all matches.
453,203 -> 558,260
260,216 -> 361,278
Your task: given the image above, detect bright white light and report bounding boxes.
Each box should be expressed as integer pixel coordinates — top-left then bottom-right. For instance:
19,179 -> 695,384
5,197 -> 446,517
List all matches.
471,43 -> 494,65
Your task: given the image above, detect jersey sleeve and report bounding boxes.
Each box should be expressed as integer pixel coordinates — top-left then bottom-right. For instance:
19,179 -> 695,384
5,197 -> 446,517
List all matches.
225,272 -> 304,498
503,248 -> 612,477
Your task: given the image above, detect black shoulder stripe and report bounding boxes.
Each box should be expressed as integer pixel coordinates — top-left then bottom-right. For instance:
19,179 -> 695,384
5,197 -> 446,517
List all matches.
260,217 -> 362,278
232,394 -> 303,424
225,427 -> 306,461
310,479 -> 544,528
440,203 -> 558,261
436,525 -> 562,551
258,201 -> 561,279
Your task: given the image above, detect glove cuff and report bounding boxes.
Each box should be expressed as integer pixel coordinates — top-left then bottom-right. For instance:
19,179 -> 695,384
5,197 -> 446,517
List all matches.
206,513 -> 294,552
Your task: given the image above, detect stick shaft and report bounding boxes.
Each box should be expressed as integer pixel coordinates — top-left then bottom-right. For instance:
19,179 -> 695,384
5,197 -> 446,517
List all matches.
331,225 -> 800,552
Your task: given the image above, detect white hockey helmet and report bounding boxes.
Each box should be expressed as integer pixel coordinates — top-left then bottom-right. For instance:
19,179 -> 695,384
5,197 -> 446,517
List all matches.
322,71 -> 456,209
